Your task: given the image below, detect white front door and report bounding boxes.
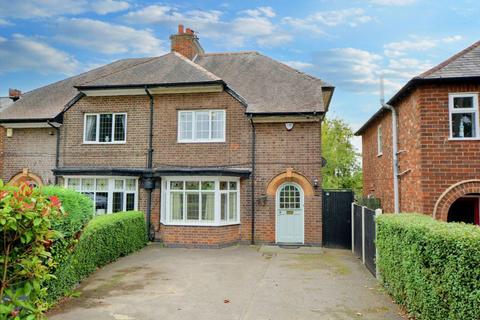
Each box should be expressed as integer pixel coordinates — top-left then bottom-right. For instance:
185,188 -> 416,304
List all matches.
276,183 -> 304,244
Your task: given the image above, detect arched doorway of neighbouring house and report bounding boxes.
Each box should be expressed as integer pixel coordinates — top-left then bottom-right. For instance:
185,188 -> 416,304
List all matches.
447,195 -> 480,225
8,169 -> 43,188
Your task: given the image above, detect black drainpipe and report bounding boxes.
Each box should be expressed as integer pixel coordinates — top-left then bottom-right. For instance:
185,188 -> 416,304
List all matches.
249,116 -> 256,245
145,86 -> 154,241
47,121 -> 60,185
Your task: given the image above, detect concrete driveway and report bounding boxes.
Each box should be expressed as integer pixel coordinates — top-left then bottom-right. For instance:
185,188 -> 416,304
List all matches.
48,245 -> 403,320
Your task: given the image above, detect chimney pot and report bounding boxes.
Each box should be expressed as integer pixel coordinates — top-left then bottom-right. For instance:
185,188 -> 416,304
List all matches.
186,28 -> 193,35
178,24 -> 184,34
8,88 -> 22,101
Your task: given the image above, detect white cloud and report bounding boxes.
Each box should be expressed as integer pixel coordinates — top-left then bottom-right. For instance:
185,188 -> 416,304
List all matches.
443,35 -> 463,43
282,60 -> 314,70
0,0 -> 129,19
384,35 -> 464,57
283,8 -> 372,33
369,0 -> 416,5
53,18 -> 166,55
0,34 -> 79,74
0,18 -> 12,26
124,5 -> 290,47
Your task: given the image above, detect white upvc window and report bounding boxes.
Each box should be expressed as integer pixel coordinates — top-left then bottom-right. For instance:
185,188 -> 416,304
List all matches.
161,176 -> 240,226
377,125 -> 383,156
84,113 -> 127,144
177,110 -> 226,143
65,176 -> 138,215
449,93 -> 480,140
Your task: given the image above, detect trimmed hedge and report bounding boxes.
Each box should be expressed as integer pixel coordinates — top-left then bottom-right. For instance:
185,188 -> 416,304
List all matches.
46,211 -> 147,301
376,214 -> 480,320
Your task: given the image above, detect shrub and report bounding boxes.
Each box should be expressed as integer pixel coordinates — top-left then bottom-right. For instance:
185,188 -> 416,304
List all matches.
0,183 -> 63,319
46,211 -> 147,301
376,214 -> 480,320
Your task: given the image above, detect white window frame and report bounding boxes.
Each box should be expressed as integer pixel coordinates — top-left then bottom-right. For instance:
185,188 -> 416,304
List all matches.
448,93 -> 480,140
83,112 -> 127,144
377,124 -> 383,156
65,176 -> 138,214
161,176 -> 240,226
177,110 -> 226,143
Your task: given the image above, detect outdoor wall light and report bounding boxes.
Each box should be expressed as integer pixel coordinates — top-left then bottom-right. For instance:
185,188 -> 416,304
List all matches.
285,122 -> 294,131
313,178 -> 319,188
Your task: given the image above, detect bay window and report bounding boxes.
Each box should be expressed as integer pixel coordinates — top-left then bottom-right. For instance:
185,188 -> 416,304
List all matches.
162,177 -> 240,226
66,177 -> 138,215
84,113 -> 127,143
449,93 -> 479,139
178,110 -> 225,142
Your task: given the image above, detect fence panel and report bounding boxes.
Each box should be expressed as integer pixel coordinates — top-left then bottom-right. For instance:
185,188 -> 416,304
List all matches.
364,208 -> 376,276
353,204 -> 363,259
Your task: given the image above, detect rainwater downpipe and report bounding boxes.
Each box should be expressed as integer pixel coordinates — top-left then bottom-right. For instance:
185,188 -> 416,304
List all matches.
47,120 -> 60,185
249,116 -> 256,244
145,86 -> 154,239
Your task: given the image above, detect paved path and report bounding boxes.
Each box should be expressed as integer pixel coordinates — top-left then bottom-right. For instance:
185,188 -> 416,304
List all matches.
48,244 -> 404,320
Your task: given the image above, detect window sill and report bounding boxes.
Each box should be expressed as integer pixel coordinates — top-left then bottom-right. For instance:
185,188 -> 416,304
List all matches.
177,140 -> 226,144
160,221 -> 240,227
83,141 -> 127,145
377,153 -> 383,157
448,137 -> 480,141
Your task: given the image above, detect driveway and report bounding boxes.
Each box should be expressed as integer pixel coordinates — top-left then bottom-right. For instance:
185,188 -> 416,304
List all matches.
48,245 -> 403,320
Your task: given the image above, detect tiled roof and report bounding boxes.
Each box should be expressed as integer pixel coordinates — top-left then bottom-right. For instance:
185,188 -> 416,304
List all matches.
0,51 -> 332,121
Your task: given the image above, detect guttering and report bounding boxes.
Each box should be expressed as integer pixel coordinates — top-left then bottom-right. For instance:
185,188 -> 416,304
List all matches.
47,121 -> 61,185
145,86 -> 154,241
249,116 -> 256,245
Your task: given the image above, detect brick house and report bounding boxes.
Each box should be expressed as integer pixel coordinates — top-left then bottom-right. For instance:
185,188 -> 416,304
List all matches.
0,25 -> 334,247
356,40 -> 480,225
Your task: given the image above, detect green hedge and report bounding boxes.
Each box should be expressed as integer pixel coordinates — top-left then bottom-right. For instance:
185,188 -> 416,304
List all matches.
376,214 -> 480,320
46,211 -> 147,301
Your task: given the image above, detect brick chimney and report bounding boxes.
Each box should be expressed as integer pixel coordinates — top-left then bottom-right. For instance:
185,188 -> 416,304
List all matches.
8,88 -> 22,101
170,24 -> 204,60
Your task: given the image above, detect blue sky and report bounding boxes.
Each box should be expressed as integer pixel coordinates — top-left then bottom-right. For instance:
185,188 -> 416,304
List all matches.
0,0 -> 478,149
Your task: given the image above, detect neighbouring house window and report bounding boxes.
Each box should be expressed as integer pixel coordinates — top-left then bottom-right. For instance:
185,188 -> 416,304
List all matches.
162,177 -> 240,226
66,177 -> 138,215
449,93 -> 479,139
377,125 -> 383,156
84,113 -> 127,143
178,110 -> 226,142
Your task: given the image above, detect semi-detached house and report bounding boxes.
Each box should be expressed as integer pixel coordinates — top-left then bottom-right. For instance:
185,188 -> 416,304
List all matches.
0,25 -> 334,247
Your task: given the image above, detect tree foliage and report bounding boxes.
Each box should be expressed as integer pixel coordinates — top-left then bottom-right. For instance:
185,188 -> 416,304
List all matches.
322,117 -> 362,194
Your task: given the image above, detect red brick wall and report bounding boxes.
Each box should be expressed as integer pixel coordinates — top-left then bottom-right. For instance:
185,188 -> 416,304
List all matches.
159,225 -> 240,248
362,82 -> 480,216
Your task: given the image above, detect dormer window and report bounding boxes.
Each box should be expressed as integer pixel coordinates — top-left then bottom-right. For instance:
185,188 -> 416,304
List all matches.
84,113 -> 127,144
178,110 -> 225,143
449,93 -> 479,139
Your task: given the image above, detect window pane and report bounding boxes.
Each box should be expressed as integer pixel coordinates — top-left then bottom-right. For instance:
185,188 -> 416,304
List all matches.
201,193 -> 215,221
229,192 -> 237,221
220,181 -> 228,190
114,114 -> 126,141
85,115 -> 97,142
126,193 -> 135,211
99,114 -> 113,142
170,193 -> 183,220
83,192 -> 94,202
114,179 -> 124,190
81,178 -> 95,191
453,96 -> 473,109
186,193 -> 200,220
96,178 -> 108,191
229,181 -> 237,190
211,111 -> 225,140
113,192 -> 124,213
179,112 -> 193,140
67,178 -> 80,190
170,181 -> 184,190
201,181 -> 215,190
186,181 -> 199,190
452,113 -> 475,138
95,192 -> 108,214
221,193 -> 227,220
126,179 -> 136,191
195,111 -> 210,140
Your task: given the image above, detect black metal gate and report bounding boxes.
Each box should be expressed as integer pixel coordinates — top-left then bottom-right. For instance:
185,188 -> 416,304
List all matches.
353,204 -> 362,258
322,189 -> 354,249
364,208 -> 376,276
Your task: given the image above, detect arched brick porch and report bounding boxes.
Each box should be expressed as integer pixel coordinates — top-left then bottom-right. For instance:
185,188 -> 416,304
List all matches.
433,179 -> 480,221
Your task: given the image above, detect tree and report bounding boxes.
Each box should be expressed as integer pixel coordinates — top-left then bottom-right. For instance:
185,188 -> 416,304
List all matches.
322,117 -> 362,194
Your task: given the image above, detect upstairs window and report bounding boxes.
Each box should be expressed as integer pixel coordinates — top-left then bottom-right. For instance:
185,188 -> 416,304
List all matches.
178,110 -> 225,142
377,125 -> 383,156
84,113 -> 126,143
449,93 -> 479,139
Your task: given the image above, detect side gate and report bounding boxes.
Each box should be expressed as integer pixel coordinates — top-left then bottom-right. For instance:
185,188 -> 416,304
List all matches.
352,203 -> 379,277
322,189 -> 354,249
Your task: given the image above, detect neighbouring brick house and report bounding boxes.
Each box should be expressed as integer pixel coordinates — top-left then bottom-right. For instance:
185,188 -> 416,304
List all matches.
0,25 -> 334,247
357,40 -> 480,226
